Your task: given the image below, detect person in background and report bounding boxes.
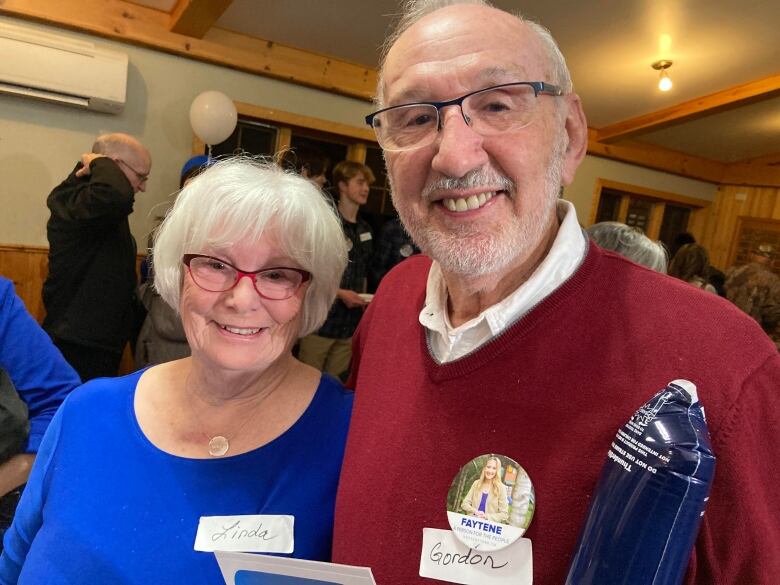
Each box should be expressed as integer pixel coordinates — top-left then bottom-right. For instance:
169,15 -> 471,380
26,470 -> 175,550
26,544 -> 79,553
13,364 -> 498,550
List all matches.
0,159 -> 351,583
135,155 -> 211,368
42,133 -> 151,381
298,161 -> 374,379
704,265 -> 727,297
725,244 -> 780,349
0,277 -> 80,547
668,243 -> 717,293
331,1 -> 779,583
369,215 -> 420,291
586,221 -> 668,272
279,146 -> 330,189
669,231 -> 696,259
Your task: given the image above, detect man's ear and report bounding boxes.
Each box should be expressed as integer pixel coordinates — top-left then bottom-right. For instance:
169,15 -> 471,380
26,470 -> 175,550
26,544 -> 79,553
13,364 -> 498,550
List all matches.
561,94 -> 588,186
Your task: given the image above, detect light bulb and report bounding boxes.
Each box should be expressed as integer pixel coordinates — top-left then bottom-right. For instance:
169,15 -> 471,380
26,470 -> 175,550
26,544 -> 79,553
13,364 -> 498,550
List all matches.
658,70 -> 672,91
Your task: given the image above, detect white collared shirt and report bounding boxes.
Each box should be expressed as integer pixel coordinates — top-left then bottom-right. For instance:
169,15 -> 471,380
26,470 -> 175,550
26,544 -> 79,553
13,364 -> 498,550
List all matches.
418,199 -> 587,363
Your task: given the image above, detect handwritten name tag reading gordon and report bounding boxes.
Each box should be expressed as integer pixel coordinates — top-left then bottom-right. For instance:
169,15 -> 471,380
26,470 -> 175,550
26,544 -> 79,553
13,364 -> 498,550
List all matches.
419,528 -> 532,585
194,515 -> 294,553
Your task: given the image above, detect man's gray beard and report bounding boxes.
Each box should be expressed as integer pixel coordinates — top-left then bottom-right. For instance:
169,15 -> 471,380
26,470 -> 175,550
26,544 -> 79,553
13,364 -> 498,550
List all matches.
392,131 -> 567,279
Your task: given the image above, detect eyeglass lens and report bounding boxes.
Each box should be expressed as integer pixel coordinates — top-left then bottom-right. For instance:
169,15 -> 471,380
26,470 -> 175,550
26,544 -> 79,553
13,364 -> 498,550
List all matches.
188,256 -> 305,300
120,159 -> 149,182
373,84 -> 540,151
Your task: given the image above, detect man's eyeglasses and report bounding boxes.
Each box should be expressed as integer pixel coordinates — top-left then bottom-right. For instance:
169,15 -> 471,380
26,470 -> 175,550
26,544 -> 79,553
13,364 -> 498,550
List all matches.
116,158 -> 150,183
365,81 -> 563,152
183,254 -> 311,301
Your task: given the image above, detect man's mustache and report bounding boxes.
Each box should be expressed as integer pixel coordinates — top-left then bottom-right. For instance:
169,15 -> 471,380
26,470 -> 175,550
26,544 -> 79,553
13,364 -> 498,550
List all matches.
421,168 -> 515,201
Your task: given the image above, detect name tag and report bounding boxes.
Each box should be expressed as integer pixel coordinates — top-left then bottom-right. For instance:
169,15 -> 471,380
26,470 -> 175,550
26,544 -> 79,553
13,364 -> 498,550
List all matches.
419,528 -> 532,585
359,232 -> 372,242
194,515 -> 294,553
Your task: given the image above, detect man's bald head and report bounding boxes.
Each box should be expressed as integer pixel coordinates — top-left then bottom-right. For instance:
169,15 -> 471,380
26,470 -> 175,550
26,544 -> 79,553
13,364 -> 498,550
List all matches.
376,0 -> 572,107
93,133 -> 151,193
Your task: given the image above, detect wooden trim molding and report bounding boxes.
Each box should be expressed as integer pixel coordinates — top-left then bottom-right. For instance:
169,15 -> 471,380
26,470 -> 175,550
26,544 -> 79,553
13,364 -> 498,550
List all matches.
0,0 -> 377,101
587,130 -> 780,189
235,102 -> 377,143
597,179 -> 710,209
587,129 -> 725,184
720,162 -> 780,188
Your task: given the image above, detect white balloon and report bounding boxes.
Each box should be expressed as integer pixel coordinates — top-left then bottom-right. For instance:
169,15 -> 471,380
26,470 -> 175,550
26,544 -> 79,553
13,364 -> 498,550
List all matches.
189,91 -> 238,146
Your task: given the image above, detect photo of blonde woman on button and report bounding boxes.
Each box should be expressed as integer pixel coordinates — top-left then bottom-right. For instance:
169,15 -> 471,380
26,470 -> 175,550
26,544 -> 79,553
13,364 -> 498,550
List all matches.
460,456 -> 509,523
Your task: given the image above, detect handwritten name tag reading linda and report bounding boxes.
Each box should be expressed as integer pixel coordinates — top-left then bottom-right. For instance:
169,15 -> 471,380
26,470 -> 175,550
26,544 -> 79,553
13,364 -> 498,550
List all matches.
194,514 -> 294,553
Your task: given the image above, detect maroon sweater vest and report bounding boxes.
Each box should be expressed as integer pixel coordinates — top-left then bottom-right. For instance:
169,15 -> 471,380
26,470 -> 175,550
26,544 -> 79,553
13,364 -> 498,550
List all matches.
333,245 -> 780,585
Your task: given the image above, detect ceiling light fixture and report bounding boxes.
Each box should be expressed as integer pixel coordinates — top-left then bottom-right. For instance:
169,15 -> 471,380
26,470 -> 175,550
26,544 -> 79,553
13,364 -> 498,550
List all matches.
652,60 -> 673,91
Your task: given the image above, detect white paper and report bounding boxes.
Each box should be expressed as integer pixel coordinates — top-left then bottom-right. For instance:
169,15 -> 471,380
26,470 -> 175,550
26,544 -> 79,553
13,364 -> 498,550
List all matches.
194,515 -> 294,553
419,528 -> 532,585
216,551 -> 376,585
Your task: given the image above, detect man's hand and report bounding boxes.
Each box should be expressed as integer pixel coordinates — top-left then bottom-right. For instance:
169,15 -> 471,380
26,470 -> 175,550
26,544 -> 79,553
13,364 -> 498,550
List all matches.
0,453 -> 34,497
74,153 -> 107,177
338,289 -> 369,309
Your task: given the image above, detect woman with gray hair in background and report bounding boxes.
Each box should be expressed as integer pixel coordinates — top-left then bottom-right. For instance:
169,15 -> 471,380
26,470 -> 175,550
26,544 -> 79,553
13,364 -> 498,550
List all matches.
0,158 -> 351,584
587,221 -> 668,273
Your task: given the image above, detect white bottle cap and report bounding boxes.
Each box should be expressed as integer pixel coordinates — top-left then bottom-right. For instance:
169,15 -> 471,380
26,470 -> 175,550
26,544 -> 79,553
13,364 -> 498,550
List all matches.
669,379 -> 698,404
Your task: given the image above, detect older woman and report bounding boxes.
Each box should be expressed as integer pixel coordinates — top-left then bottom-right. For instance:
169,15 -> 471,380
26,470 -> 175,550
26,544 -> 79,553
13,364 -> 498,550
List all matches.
0,158 -> 349,584
586,222 -> 668,273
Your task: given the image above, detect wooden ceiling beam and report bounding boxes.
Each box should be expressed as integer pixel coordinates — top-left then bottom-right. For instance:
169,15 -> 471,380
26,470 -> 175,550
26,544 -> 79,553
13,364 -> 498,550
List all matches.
0,0 -> 377,101
169,0 -> 233,39
587,129 -> 726,184
587,130 -> 780,187
732,151 -> 780,166
721,162 -> 780,187
595,73 -> 780,143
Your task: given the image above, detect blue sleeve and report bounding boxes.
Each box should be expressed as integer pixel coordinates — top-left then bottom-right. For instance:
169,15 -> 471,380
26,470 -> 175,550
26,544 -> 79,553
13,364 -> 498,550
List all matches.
0,278 -> 81,453
0,399 -> 64,583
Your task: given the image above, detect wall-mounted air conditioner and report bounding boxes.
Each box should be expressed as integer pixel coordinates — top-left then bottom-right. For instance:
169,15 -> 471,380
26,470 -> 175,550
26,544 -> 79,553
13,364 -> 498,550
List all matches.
0,20 -> 128,114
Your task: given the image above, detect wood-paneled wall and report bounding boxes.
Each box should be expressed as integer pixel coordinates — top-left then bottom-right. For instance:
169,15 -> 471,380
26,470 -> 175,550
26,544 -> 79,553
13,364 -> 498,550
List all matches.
699,185 -> 780,269
1,244 -> 145,375
0,244 -> 48,322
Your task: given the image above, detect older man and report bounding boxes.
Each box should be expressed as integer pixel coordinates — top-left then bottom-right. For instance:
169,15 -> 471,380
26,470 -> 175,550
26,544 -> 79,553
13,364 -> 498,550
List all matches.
43,133 -> 151,381
332,2 -> 779,584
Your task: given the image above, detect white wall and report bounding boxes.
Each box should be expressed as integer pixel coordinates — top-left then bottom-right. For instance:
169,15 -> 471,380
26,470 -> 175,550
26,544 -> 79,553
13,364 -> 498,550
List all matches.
0,15 -> 718,249
0,15 -> 374,248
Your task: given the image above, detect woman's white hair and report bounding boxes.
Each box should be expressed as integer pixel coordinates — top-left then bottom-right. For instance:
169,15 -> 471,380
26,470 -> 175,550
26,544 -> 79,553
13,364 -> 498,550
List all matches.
587,222 -> 669,273
153,156 -> 348,337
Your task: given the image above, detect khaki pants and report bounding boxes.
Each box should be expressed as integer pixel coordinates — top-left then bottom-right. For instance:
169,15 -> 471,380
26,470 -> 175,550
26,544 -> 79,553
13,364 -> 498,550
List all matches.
297,334 -> 352,379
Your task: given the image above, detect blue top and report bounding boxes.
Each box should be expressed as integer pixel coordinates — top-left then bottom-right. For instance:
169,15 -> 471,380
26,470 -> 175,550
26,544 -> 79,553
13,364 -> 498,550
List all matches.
0,277 -> 80,453
0,370 -> 353,584
477,491 -> 488,513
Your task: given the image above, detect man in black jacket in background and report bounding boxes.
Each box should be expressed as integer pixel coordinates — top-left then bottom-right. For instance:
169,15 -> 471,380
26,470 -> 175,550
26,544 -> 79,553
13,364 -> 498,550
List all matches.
42,133 -> 151,380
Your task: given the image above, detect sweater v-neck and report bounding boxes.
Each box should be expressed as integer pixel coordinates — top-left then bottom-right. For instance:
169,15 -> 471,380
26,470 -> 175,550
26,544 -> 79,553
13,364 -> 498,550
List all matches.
421,243 -> 600,382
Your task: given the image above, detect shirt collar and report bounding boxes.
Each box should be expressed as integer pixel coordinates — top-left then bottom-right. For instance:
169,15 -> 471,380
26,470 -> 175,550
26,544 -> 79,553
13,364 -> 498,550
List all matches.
419,199 -> 587,362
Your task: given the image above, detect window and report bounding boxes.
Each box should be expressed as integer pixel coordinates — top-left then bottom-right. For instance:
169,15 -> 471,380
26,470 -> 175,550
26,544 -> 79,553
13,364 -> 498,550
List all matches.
196,103 -> 402,234
209,119 -> 278,157
590,180 -> 709,252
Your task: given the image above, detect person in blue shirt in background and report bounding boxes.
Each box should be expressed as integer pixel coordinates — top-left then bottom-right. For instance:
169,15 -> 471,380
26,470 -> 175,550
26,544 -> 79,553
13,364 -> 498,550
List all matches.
0,277 -> 80,546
